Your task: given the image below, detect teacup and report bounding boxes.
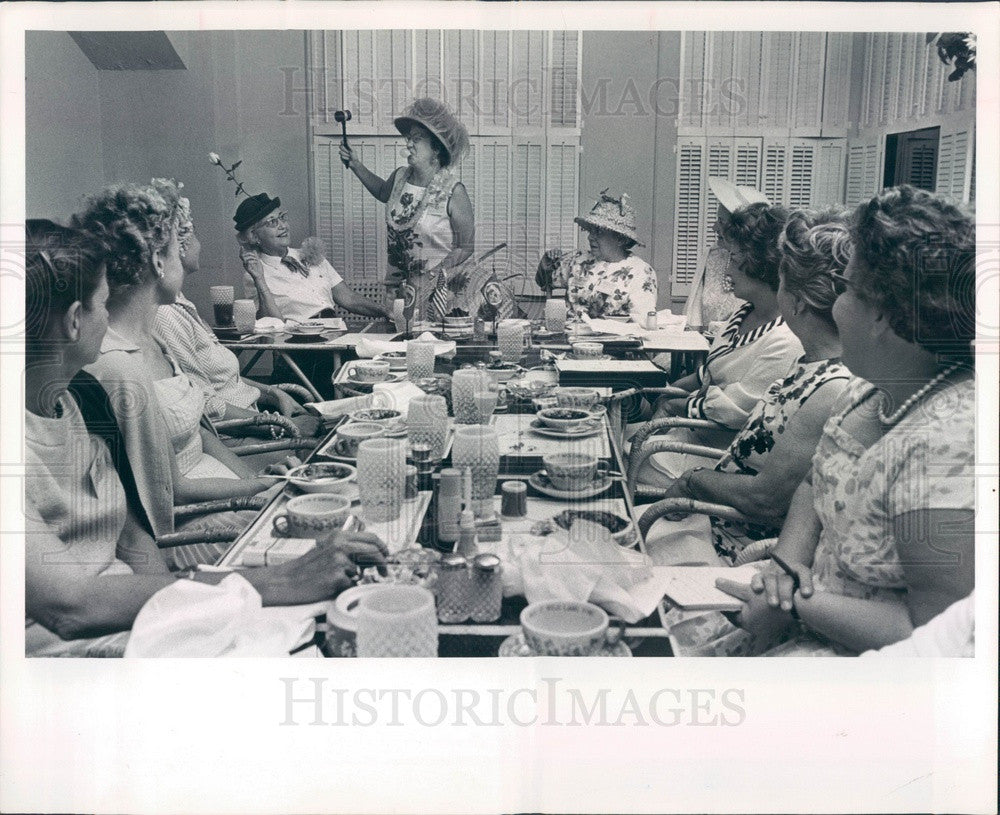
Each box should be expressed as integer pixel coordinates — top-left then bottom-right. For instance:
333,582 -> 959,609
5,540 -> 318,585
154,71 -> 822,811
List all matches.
331,422 -> 385,458
520,600 -> 610,656
537,407 -> 594,432
554,387 -> 601,409
272,493 -> 353,538
542,452 -> 607,491
571,342 -> 604,359
349,360 -> 391,383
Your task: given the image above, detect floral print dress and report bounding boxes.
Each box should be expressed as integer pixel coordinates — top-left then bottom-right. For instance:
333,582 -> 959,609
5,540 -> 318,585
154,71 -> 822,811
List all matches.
550,250 -> 658,322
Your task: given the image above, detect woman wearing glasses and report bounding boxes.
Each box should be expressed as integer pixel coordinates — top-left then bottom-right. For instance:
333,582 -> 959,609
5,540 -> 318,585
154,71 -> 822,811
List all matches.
236,195 -> 391,323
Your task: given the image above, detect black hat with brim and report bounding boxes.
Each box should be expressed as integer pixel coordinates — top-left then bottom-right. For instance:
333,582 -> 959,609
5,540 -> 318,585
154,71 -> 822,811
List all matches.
234,193 -> 280,232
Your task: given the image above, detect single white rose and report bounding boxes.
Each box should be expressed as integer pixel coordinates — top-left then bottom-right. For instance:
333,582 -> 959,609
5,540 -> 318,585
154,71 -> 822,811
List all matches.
209,152 -> 221,165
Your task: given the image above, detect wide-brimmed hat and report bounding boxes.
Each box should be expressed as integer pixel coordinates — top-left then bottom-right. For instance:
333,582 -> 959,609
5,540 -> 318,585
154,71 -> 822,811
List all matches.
707,177 -> 770,214
394,98 -> 470,166
234,193 -> 280,232
573,190 -> 643,247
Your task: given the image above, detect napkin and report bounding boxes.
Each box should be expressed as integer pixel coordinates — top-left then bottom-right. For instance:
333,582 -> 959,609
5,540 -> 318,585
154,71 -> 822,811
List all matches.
303,394 -> 373,420
511,519 -> 659,624
583,309 -> 687,338
354,331 -> 456,359
371,381 -> 428,416
254,317 -> 285,333
124,572 -> 327,657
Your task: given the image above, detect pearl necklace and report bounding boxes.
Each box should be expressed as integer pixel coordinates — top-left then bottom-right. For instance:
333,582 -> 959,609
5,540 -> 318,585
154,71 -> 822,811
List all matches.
877,362 -> 963,425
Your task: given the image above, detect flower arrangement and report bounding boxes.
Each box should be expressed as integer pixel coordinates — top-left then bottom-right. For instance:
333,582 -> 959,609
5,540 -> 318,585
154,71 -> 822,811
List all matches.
299,236 -> 327,267
926,33 -> 977,81
208,152 -> 248,197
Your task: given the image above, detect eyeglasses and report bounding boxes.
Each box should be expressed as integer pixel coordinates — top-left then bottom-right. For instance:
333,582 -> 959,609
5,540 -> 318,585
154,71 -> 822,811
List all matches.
829,270 -> 854,296
258,212 -> 288,230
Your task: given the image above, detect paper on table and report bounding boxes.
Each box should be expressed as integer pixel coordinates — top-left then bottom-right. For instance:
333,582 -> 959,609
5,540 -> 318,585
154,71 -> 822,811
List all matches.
354,331 -> 457,359
371,381 -> 427,416
303,394 -> 372,420
583,309 -> 687,338
658,564 -> 764,611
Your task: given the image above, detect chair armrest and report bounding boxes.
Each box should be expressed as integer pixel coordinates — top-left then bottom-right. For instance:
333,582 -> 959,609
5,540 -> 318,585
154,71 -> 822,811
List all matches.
638,497 -> 751,539
173,494 -> 269,523
214,413 -> 301,439
156,526 -> 243,549
230,439 -> 318,457
606,386 -> 690,404
276,383 -> 313,403
626,417 -> 725,491
732,538 -> 777,566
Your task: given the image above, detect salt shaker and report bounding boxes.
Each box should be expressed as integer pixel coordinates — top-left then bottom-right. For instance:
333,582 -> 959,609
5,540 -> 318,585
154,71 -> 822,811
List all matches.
436,554 -> 470,623
469,554 -> 503,623
645,310 -> 658,331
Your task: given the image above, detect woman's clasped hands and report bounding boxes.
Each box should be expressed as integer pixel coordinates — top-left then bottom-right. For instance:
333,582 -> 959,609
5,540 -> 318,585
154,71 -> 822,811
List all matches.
715,559 -> 816,641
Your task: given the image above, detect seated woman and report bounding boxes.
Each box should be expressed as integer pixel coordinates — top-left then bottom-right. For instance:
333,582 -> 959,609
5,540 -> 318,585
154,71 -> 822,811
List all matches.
713,185 -> 976,656
535,190 -> 657,323
644,202 -> 804,478
236,193 -> 391,324
149,179 -> 319,437
642,210 -> 852,565
24,220 -> 386,656
73,182 -> 278,569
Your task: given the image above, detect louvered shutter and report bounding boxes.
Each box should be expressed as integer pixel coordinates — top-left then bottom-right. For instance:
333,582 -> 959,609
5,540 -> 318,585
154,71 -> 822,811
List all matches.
813,141 -> 846,206
937,126 -> 973,203
444,30 -> 479,130
681,33 -> 707,129
704,140 -> 733,247
845,138 -> 882,206
759,33 -> 793,131
788,140 -> 816,209
480,31 -> 510,132
550,31 -> 580,128
341,31 -> 379,132
880,34 -> 902,123
339,139 -> 382,280
376,31 -> 413,132
792,33 -> 826,134
762,140 -> 789,205
734,138 -> 763,189
731,32 -> 763,129
475,138 -> 511,259
821,33 -> 852,135
511,140 -> 544,282
511,32 -> 545,129
413,30 -> 443,98
307,31 -> 342,128
313,137 -> 348,272
706,32 -> 736,131
673,138 -> 705,294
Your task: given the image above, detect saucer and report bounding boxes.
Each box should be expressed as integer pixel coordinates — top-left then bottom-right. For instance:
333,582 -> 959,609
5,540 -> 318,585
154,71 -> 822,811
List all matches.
285,480 -> 360,504
528,419 -> 603,439
345,371 -> 406,386
528,471 -> 613,500
498,631 -> 631,657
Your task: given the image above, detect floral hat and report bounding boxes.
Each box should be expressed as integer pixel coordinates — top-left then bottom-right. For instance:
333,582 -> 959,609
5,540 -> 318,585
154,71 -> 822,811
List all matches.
394,98 -> 470,166
574,190 -> 643,247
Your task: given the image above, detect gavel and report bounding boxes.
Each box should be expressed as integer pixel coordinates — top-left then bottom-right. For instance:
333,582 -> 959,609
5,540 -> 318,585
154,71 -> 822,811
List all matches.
334,109 -> 352,166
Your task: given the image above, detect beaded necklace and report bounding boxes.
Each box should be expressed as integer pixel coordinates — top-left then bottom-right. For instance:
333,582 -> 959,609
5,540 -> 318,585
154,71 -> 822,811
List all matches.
877,362 -> 963,426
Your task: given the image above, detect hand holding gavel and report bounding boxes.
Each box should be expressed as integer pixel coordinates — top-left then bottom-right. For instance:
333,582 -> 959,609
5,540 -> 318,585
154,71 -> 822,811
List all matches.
334,109 -> 352,167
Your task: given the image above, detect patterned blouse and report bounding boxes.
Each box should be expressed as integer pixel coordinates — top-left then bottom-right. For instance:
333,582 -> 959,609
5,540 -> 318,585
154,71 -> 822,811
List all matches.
549,250 -> 658,322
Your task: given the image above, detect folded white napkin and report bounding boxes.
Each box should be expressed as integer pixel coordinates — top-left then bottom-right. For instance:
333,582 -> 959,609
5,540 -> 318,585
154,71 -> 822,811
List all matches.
510,519 -> 659,624
584,309 -> 687,337
371,381 -> 428,416
303,394 -> 372,420
124,573 -> 328,657
254,317 -> 285,333
354,331 -> 456,359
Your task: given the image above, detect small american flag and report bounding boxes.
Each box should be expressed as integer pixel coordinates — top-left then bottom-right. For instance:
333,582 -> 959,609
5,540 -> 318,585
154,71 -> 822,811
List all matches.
428,267 -> 452,322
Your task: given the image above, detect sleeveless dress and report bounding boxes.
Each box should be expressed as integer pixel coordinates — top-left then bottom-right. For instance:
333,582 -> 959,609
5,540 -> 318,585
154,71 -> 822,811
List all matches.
384,167 -> 466,317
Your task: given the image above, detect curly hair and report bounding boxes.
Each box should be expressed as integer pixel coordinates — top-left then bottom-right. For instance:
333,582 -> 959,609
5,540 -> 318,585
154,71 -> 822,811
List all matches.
778,208 -> 852,327
849,185 -> 975,361
150,178 -> 193,256
25,219 -> 107,346
717,202 -> 790,290
72,182 -> 181,305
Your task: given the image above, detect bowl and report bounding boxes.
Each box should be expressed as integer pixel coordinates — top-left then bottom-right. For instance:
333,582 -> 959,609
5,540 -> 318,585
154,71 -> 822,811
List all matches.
484,362 -> 520,384
286,462 -> 357,494
520,600 -> 610,656
350,407 -> 404,426
536,407 -> 594,431
374,351 -> 408,371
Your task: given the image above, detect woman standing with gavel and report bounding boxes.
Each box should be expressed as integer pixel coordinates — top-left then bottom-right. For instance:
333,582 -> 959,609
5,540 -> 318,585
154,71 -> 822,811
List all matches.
339,98 -> 475,320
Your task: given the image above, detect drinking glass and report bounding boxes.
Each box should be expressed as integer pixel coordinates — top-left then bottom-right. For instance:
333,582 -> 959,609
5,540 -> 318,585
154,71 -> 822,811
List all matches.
406,339 -> 436,380
356,438 -> 406,523
210,285 -> 235,326
472,387 -> 499,424
544,298 -> 567,333
406,393 -> 449,460
451,425 -> 500,517
451,368 -> 489,424
496,319 -> 526,363
232,298 -> 256,332
355,585 -> 438,658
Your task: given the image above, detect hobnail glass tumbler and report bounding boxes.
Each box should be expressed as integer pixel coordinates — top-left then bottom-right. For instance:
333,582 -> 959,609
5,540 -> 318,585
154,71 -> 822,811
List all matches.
355,585 -> 438,658
451,368 -> 489,424
544,298 -> 567,333
406,339 -> 436,380
356,438 -> 406,523
451,425 -> 500,517
496,319 -> 526,363
406,393 -> 449,460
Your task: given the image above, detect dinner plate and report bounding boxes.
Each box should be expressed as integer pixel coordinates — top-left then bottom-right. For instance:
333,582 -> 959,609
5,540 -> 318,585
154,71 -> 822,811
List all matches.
528,419 -> 603,439
528,471 -> 613,500
498,631 -> 631,657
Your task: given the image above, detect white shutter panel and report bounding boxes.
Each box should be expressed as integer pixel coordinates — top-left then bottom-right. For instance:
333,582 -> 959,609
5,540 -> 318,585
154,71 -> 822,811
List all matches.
792,33 -> 825,133
511,140 -> 544,280
480,31 -> 510,131
413,30 -> 443,98
898,33 -> 917,120
735,138 -> 763,189
937,127 -> 973,203
545,139 -> 579,250
706,32 -> 735,130
550,31 -> 580,128
376,30 -> 413,132
879,34 -> 902,123
704,140 -> 733,247
307,31 -> 342,128
759,32 -> 793,131
475,138 -> 511,259
342,31 -> 379,133
313,137 -> 347,272
814,140 -> 846,206
733,32 -> 763,128
444,31 -> 479,130
512,32 -> 545,129
340,139 -> 382,279
788,140 -> 816,209
845,138 -> 882,206
820,33 -> 852,135
680,32 -> 707,129
673,138 -> 705,293
762,140 -> 788,205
